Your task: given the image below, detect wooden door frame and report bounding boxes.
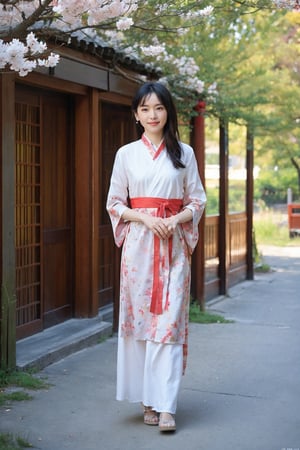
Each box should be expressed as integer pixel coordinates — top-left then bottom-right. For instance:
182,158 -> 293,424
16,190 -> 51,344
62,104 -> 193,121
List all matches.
74,88 -> 99,318
41,91 -> 75,327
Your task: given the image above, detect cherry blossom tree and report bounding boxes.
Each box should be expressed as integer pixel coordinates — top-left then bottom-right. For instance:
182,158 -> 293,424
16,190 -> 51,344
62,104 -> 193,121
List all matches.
0,0 -> 214,77
0,0 -> 297,78
110,0 -> 299,118
0,0 -> 141,75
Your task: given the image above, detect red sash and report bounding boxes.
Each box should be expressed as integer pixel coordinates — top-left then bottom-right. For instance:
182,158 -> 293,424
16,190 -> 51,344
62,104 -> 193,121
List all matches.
130,197 -> 183,314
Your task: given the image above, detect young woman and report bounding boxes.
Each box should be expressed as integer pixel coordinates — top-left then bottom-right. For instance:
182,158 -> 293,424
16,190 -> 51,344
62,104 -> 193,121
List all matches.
106,82 -> 206,432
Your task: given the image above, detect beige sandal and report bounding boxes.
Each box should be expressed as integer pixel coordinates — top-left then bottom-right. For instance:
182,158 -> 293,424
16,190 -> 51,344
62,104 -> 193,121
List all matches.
159,412 -> 176,432
143,406 -> 159,426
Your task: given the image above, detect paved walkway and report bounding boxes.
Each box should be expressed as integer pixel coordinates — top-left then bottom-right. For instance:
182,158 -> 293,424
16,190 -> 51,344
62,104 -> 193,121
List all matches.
1,244 -> 300,450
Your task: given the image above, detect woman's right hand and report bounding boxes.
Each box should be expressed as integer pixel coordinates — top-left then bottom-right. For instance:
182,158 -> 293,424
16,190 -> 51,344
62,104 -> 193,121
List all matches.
142,214 -> 171,240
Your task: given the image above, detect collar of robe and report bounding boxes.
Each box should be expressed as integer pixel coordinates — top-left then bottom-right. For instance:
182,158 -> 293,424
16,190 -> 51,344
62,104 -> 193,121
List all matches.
141,133 -> 165,160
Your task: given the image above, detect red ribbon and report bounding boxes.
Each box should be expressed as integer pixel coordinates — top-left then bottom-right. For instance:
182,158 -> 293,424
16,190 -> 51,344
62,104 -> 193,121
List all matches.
130,197 -> 183,314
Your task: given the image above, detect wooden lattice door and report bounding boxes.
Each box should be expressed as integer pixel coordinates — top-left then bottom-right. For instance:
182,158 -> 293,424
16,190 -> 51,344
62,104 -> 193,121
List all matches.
15,91 -> 42,338
15,87 -> 73,339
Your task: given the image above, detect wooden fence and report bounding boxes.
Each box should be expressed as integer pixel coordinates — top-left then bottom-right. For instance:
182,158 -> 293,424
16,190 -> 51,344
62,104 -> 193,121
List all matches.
204,212 -> 247,300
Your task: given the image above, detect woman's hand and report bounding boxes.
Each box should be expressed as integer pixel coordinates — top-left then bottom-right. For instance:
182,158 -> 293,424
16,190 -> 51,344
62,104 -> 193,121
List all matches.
142,215 -> 171,240
121,207 -> 192,240
163,216 -> 179,235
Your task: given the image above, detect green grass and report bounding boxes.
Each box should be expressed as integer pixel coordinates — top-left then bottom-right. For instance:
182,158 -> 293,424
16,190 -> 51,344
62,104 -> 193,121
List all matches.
0,371 -> 48,448
0,433 -> 33,450
0,391 -> 33,407
189,303 -> 233,324
254,263 -> 272,273
0,370 -> 48,390
97,335 -> 109,344
254,211 -> 300,247
0,370 -> 49,407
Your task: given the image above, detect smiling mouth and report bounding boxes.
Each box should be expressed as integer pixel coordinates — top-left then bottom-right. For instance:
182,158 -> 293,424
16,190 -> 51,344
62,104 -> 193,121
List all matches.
148,122 -> 159,125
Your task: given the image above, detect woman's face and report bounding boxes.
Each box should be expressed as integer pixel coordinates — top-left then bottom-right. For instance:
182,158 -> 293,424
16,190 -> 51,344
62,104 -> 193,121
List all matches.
134,93 -> 168,141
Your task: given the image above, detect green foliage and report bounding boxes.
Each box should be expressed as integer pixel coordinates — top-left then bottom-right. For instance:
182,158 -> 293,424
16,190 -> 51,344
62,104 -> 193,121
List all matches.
254,169 -> 299,206
229,180 -> 246,212
119,2 -> 300,192
205,183 -> 246,215
205,187 -> 219,216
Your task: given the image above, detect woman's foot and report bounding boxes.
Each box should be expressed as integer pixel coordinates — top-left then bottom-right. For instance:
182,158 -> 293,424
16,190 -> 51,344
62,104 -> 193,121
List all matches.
159,412 -> 176,432
143,406 -> 159,426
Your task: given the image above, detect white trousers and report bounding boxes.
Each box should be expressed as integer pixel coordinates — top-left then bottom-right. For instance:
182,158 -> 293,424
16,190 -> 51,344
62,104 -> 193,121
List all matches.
116,336 -> 183,414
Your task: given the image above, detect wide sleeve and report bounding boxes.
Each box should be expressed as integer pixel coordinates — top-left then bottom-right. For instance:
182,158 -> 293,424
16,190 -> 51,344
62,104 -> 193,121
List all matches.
181,148 -> 207,254
106,149 -> 130,247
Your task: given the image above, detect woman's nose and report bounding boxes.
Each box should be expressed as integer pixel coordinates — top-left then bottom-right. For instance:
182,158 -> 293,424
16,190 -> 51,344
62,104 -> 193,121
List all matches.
149,109 -> 157,119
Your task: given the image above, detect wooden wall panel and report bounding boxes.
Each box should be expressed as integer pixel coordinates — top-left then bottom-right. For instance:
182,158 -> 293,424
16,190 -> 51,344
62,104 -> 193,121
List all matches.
35,57 -> 108,90
74,92 -> 95,317
109,72 -> 139,97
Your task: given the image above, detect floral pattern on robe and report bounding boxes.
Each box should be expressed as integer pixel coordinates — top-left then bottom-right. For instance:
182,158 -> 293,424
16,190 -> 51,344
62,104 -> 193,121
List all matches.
106,136 -> 206,367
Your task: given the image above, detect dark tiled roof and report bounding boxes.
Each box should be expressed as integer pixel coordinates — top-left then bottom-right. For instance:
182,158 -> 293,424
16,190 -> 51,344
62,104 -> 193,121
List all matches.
53,31 -> 160,78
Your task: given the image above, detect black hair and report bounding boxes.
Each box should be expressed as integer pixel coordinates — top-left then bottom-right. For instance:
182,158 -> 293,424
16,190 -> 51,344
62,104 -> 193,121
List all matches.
132,82 -> 185,169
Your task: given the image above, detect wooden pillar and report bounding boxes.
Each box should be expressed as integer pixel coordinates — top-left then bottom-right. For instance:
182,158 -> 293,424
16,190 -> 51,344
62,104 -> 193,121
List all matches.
91,90 -> 100,315
246,126 -> 254,280
74,89 -> 99,317
190,101 -> 206,310
219,119 -> 229,295
0,74 -> 16,369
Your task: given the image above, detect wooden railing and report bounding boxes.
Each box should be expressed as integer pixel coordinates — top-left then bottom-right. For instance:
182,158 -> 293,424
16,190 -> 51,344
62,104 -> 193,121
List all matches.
204,212 -> 247,299
204,215 -> 219,283
229,212 -> 247,267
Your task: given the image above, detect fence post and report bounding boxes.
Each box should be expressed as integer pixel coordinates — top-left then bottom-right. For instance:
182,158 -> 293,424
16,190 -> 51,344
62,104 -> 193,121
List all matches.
246,126 -> 254,280
219,119 -> 229,295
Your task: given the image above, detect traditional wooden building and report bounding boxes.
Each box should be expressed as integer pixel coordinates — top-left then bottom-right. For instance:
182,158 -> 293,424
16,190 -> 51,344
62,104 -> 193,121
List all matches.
0,36 -> 253,369
0,36 -> 159,367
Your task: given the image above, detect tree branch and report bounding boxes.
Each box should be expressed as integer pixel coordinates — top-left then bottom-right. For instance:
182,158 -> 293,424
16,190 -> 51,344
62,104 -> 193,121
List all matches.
3,0 -> 54,39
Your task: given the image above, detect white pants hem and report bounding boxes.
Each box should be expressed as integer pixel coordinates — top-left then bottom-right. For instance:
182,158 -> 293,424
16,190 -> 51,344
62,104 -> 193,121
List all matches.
116,336 -> 183,414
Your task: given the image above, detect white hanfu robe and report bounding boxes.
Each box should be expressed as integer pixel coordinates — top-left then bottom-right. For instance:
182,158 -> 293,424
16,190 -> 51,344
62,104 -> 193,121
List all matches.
106,135 -> 206,410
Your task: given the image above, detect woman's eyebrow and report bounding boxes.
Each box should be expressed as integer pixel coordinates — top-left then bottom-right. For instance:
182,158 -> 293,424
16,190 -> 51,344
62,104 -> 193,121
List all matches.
140,102 -> 164,107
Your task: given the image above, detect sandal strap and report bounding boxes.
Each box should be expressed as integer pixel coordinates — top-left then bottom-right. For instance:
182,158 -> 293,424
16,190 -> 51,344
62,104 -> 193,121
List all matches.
159,413 -> 176,431
144,406 -> 159,426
